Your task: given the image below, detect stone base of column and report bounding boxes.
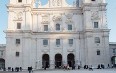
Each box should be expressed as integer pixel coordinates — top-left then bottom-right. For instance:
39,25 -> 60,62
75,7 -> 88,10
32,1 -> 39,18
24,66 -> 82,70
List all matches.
75,63 -> 78,68
38,66 -> 42,70
50,64 -> 55,69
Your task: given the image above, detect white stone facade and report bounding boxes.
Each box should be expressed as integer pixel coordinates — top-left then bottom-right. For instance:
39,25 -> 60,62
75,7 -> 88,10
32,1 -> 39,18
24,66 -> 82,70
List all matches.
0,44 -> 6,69
4,0 -> 110,69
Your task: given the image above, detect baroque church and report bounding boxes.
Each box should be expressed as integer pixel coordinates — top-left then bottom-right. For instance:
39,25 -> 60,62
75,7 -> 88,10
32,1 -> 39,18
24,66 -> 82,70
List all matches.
4,0 -> 110,69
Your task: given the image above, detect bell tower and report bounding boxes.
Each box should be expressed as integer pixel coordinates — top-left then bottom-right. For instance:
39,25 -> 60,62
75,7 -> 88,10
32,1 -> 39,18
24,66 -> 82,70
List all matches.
5,0 -> 33,69
82,0 -> 110,67
7,0 -> 32,31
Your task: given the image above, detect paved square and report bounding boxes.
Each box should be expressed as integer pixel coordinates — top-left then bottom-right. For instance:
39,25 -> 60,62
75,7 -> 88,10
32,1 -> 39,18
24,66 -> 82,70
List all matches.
0,69 -> 116,73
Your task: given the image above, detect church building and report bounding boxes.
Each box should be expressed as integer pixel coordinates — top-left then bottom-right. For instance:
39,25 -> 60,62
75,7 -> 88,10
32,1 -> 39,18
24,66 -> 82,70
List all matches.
5,0 -> 110,69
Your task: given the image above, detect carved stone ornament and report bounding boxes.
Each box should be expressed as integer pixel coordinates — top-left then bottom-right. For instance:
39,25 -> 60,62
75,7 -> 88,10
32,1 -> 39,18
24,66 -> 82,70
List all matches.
42,49 -> 49,53
41,14 -> 49,24
66,14 -> 73,19
65,19 -> 73,24
52,15 -> 62,21
65,14 -> 73,24
14,12 -> 23,20
25,7 -> 31,12
68,49 -> 74,52
91,11 -> 100,20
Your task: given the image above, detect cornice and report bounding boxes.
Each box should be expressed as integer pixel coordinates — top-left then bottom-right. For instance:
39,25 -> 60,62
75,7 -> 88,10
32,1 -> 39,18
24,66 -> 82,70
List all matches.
32,31 -> 84,34
7,4 -> 32,8
4,30 -> 31,33
4,29 -> 110,34
82,3 -> 107,11
4,30 -> 84,35
84,29 -> 110,33
82,3 -> 107,7
32,7 -> 82,11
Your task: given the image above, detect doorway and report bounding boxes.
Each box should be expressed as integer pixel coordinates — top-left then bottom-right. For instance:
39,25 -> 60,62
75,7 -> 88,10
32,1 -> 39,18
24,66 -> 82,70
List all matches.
42,54 -> 50,68
0,58 -> 5,69
67,53 -> 75,67
55,54 -> 62,68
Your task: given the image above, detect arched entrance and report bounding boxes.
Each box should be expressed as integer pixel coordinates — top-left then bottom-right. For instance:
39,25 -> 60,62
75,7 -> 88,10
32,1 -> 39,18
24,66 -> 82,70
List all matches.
55,54 -> 62,68
111,56 -> 116,67
0,58 -> 5,69
42,54 -> 50,68
67,53 -> 75,67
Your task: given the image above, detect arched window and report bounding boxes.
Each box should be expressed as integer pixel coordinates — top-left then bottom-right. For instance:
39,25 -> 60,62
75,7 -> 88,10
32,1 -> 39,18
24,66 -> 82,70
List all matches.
56,23 -> 60,31
95,37 -> 100,43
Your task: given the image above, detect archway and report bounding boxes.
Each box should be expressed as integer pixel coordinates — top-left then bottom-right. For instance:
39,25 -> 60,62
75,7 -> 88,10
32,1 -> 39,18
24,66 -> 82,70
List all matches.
67,53 -> 75,67
111,56 -> 116,67
55,54 -> 62,68
42,54 -> 50,68
0,58 -> 5,69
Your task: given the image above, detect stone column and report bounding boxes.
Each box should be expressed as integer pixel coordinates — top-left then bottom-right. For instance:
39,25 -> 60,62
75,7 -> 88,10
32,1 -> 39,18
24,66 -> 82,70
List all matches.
37,38 -> 42,69
49,38 -> 55,69
62,38 -> 67,66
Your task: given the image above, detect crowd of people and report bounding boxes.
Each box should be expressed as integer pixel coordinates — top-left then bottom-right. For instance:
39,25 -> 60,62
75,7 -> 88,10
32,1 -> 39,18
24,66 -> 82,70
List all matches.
0,64 -> 115,73
0,67 -> 22,72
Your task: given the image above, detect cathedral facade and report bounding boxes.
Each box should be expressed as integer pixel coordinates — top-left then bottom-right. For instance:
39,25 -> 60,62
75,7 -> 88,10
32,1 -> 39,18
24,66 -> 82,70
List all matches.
5,0 -> 110,69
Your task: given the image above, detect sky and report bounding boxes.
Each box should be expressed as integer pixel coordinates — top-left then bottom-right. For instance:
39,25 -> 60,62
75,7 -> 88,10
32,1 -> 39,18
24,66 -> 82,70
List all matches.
0,0 -> 116,44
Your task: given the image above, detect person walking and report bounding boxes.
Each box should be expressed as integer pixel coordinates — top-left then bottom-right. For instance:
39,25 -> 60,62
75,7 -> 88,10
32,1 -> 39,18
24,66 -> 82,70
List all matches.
28,67 -> 32,73
12,68 -> 14,72
89,65 -> 93,71
67,64 -> 70,70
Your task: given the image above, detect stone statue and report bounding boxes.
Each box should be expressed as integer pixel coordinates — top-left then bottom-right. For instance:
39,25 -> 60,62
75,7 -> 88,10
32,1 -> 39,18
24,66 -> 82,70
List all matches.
52,0 -> 61,6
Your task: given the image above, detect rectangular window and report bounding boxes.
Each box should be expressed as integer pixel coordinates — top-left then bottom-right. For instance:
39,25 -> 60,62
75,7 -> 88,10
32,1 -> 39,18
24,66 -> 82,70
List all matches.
97,50 -> 100,55
16,39 -> 20,44
69,39 -> 73,45
1,51 -> 3,56
94,22 -> 98,28
17,23 -> 21,29
95,37 -> 100,43
68,25 -> 72,30
43,39 -> 48,45
56,39 -> 60,45
44,25 -> 48,31
56,24 -> 60,31
18,0 -> 22,2
113,49 -> 115,53
16,52 -> 20,57
0,51 -> 3,56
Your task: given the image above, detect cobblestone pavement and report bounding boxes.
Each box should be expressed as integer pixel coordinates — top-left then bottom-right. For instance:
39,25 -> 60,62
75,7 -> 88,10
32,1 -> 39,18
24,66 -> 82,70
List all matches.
0,69 -> 116,73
